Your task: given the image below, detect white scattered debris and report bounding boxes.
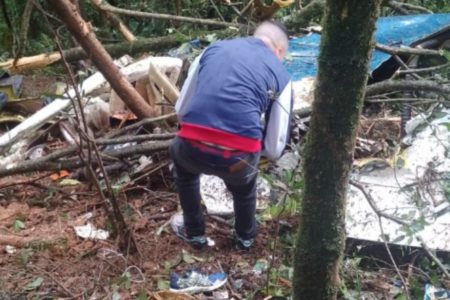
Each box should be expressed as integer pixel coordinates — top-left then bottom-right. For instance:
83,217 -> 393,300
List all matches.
206,237 -> 216,247
5,245 -> 17,254
73,222 -> 109,240
292,77 -> 315,111
200,175 -> 270,215
347,108 -> 450,251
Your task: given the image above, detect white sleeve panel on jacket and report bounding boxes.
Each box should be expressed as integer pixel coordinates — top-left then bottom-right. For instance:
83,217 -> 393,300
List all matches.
175,52 -> 204,118
262,81 -> 293,160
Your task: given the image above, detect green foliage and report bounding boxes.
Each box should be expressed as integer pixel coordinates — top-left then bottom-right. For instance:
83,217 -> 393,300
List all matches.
12,218 -> 25,232
261,169 -> 303,221
416,0 -> 450,12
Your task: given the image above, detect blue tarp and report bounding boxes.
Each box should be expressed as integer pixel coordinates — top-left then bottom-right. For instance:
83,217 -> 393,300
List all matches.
285,13 -> 450,81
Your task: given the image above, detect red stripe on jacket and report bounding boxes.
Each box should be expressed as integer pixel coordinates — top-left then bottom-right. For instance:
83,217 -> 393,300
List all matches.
178,122 -> 261,153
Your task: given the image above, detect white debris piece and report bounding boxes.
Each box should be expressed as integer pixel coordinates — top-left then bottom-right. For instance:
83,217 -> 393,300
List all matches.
73,222 -> 109,240
5,245 -> 17,254
200,175 -> 270,215
292,77 -> 315,111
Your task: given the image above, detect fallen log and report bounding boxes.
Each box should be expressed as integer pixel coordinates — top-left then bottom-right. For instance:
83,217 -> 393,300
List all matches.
0,140 -> 171,177
365,80 -> 450,100
0,35 -> 183,74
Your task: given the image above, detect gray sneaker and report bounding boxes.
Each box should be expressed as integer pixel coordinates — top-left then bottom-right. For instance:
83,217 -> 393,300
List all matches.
170,212 -> 207,248
234,233 -> 254,250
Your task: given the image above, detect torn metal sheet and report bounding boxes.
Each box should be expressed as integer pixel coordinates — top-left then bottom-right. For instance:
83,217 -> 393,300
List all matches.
285,13 -> 450,80
200,175 -> 270,215
348,108 -> 450,251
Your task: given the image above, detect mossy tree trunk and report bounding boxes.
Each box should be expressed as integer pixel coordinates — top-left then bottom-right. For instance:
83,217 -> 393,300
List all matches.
293,1 -> 381,299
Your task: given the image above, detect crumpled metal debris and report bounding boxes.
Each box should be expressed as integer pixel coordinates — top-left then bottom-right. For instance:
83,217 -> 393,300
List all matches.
348,107 -> 450,251
170,269 -> 227,294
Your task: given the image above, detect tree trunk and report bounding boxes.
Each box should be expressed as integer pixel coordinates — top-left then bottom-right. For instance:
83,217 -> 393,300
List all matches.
50,0 -> 157,119
293,1 -> 381,299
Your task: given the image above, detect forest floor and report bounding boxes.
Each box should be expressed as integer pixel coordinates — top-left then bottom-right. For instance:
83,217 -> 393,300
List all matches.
0,74 -> 446,300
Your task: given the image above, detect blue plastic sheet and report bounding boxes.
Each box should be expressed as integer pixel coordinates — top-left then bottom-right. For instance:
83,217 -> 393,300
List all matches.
285,13 -> 450,81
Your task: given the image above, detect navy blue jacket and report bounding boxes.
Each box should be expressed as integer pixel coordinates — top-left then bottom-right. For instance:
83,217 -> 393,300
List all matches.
176,37 -> 291,153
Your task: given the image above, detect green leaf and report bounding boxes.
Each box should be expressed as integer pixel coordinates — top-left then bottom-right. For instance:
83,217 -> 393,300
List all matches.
157,279 -> 170,290
443,49 -> 450,62
19,248 -> 33,266
24,277 -> 43,291
59,179 -> 81,186
182,249 -> 196,264
117,272 -> 131,289
253,259 -> 269,275
181,249 -> 204,264
135,290 -> 148,300
13,219 -> 25,232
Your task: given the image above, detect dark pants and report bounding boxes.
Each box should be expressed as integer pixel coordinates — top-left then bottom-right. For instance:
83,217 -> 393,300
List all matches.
169,136 -> 260,240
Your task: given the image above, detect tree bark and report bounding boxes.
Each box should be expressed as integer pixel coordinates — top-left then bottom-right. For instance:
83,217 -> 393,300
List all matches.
0,35 -> 185,74
293,1 -> 381,299
50,0 -> 157,119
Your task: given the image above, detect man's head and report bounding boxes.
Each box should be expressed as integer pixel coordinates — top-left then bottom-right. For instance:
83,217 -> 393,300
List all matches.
253,20 -> 289,60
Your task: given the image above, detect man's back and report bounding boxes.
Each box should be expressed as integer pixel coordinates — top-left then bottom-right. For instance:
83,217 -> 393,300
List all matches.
178,37 -> 290,152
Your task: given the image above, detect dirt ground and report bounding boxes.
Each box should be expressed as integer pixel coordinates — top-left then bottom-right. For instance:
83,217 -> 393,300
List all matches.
0,74 -> 438,300
0,170 -> 295,299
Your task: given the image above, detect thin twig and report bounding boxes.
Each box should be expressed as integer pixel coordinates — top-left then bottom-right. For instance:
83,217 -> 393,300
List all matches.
377,216 -> 411,299
392,55 -> 422,80
0,172 -> 51,190
365,97 -> 440,104
397,61 -> 450,75
416,235 -> 450,282
393,1 -> 434,14
105,113 -> 176,138
97,0 -> 240,28
30,266 -> 76,298
209,0 -> 226,21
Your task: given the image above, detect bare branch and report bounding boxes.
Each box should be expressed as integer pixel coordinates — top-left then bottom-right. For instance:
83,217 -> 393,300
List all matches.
397,62 -> 450,75
96,0 -> 241,28
392,1 -> 434,14
376,43 -> 443,57
366,80 -> 450,100
90,0 -> 136,42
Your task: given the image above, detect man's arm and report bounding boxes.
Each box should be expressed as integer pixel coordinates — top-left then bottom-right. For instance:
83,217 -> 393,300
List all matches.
175,51 -> 204,118
262,81 -> 293,160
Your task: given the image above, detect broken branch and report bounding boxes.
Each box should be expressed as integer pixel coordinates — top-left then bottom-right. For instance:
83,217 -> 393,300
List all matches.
90,0 -> 136,42
376,43 -> 443,57
365,80 -> 450,100
95,0 -> 240,28
0,140 -> 171,177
